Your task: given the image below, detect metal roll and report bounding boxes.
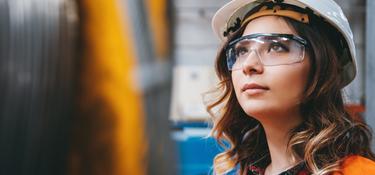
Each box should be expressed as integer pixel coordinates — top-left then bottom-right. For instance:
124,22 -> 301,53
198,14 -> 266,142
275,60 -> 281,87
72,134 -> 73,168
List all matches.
0,0 -> 78,174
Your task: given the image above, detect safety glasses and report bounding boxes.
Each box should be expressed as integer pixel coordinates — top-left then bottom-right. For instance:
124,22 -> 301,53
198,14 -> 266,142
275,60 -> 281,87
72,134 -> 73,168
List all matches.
225,33 -> 308,71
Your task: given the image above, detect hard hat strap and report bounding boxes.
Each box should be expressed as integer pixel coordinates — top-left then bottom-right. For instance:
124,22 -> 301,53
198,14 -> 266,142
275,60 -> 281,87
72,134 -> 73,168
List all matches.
241,5 -> 309,27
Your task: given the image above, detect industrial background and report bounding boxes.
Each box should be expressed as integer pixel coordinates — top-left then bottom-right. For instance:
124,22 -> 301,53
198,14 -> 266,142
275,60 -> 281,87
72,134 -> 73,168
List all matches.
0,0 -> 374,175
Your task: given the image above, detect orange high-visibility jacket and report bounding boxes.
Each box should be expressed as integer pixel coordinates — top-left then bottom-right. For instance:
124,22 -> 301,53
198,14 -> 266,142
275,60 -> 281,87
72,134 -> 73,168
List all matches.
333,156 -> 375,175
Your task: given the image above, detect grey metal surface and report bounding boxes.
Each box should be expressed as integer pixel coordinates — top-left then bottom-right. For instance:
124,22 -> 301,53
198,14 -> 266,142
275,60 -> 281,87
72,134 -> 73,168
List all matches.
365,0 -> 375,151
126,0 -> 154,64
173,0 -> 229,66
0,0 -> 78,174
334,0 -> 366,105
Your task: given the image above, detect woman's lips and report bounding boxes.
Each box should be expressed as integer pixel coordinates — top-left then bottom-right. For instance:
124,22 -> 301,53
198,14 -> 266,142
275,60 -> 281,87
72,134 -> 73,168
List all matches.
241,83 -> 269,95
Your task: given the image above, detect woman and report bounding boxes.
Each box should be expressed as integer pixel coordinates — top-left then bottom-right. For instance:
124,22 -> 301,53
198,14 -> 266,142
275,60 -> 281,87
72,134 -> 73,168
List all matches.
207,0 -> 375,174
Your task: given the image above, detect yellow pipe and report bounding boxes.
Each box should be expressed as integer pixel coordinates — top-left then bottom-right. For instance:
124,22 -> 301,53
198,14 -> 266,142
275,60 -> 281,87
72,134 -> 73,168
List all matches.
69,0 -> 146,174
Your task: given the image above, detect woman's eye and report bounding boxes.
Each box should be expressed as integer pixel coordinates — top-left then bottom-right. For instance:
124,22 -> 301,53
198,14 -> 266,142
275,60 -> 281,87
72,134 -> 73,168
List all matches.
235,47 -> 249,56
268,42 -> 289,53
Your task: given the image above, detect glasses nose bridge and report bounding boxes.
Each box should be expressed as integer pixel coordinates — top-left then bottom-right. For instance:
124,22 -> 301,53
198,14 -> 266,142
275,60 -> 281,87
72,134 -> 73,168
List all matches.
246,39 -> 264,59
243,47 -> 263,65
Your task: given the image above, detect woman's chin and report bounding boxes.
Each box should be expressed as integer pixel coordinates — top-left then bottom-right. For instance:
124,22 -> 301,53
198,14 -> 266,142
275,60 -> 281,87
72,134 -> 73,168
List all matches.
243,108 -> 275,119
241,102 -> 290,119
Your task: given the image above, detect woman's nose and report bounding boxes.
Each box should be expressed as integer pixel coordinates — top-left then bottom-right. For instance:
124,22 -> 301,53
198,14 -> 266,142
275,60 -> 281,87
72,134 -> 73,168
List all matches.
241,50 -> 264,75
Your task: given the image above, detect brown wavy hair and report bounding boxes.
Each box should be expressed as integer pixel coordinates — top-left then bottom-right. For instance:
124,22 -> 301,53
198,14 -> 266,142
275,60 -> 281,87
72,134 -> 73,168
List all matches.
206,13 -> 375,175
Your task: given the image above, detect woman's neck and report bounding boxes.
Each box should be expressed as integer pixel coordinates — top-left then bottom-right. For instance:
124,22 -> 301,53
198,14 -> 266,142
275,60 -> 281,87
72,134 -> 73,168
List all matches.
258,111 -> 302,175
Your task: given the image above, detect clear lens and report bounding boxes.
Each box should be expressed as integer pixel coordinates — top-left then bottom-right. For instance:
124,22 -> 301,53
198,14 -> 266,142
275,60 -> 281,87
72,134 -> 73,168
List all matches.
226,34 -> 306,71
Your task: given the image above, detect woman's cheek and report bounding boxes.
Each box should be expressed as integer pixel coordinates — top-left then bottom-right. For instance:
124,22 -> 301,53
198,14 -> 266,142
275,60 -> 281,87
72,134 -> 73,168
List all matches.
267,67 -> 310,106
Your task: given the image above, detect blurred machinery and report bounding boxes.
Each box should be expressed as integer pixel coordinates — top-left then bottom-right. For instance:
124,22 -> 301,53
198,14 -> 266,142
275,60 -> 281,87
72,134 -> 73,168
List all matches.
125,0 -> 176,174
0,0 -> 374,175
69,0 -> 146,175
0,0 -> 78,174
0,0 -> 172,174
169,0 -> 227,174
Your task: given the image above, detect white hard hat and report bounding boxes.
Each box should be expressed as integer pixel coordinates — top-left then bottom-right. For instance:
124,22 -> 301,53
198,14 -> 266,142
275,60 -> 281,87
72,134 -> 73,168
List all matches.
212,0 -> 357,87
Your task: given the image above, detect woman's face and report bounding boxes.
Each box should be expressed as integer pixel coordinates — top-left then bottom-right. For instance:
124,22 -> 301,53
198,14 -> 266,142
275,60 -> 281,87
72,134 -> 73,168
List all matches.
231,16 -> 311,120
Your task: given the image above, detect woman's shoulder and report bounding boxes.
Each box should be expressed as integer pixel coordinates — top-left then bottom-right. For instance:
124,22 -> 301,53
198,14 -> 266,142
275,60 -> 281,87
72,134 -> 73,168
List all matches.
333,155 -> 375,175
